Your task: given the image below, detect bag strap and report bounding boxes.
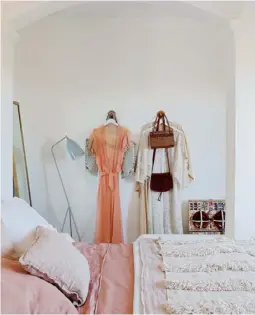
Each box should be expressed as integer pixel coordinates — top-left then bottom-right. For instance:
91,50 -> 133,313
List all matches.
151,112 -> 173,174
152,115 -> 161,132
162,114 -> 172,134
152,116 -> 157,131
151,148 -> 171,174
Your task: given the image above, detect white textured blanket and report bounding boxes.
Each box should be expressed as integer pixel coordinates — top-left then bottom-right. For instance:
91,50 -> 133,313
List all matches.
138,236 -> 255,314
158,238 -> 255,314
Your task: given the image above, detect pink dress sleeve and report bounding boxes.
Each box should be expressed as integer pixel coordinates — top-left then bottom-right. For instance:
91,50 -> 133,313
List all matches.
122,129 -> 131,151
89,129 -> 97,154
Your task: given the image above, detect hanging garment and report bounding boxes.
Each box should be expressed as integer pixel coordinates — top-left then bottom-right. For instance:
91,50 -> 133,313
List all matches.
86,125 -> 133,243
135,122 -> 194,234
136,179 -> 149,234
85,138 -> 136,179
134,123 -> 152,234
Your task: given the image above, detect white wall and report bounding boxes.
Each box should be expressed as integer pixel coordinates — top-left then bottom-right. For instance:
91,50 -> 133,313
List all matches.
224,28 -> 236,239
231,8 -> 255,240
1,25 -> 18,200
1,2 -> 78,202
14,11 -> 230,241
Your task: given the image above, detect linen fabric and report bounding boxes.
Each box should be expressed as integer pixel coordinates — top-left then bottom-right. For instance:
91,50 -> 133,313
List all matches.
1,257 -> 78,314
19,226 -> 90,306
88,124 -> 131,243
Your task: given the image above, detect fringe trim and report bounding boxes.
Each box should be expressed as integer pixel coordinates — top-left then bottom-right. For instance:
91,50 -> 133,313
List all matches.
163,279 -> 255,291
163,299 -> 255,314
159,244 -> 245,257
160,260 -> 255,273
155,237 -> 230,246
236,238 -> 255,245
247,247 -> 255,257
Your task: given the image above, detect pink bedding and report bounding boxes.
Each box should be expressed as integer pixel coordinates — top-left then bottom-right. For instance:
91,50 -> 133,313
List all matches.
1,243 -> 134,314
1,257 -> 78,314
75,242 -> 134,314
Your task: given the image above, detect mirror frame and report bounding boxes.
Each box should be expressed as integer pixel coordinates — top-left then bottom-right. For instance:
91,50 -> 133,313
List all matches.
13,101 -> 32,206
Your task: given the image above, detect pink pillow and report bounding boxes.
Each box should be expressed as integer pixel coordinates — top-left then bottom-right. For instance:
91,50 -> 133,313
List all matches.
19,226 -> 90,306
1,257 -> 78,314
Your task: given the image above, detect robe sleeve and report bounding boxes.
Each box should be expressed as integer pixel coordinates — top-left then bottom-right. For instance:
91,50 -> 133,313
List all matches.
135,130 -> 151,183
121,141 -> 136,179
85,136 -> 98,176
183,134 -> 194,183
173,131 -> 194,189
121,129 -> 131,152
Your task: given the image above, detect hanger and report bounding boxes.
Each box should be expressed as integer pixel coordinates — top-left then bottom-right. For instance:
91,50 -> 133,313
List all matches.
157,110 -> 165,118
154,110 -> 183,134
104,110 -> 118,126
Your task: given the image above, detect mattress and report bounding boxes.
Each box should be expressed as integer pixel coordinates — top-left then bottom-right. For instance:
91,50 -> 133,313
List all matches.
133,234 -> 227,314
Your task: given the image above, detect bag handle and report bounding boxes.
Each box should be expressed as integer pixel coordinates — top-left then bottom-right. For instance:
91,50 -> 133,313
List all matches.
152,111 -> 167,132
153,112 -> 172,134
151,148 -> 171,201
151,112 -> 172,173
152,115 -> 161,132
161,114 -> 172,133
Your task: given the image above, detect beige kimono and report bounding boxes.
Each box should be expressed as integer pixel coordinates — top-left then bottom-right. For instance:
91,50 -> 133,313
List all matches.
135,123 -> 193,235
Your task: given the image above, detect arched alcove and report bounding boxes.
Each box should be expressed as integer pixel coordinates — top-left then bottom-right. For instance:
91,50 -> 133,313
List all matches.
3,1 -> 254,241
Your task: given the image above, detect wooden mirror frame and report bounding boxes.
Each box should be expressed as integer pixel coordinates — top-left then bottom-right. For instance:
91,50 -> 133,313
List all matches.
13,101 -> 32,206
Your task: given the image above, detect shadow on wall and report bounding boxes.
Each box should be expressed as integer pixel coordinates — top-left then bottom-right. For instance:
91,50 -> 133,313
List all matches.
41,139 -> 62,229
41,136 -> 98,242
39,132 -> 192,241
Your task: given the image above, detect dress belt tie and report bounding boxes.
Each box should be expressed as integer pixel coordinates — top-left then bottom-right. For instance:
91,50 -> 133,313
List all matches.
100,172 -> 117,191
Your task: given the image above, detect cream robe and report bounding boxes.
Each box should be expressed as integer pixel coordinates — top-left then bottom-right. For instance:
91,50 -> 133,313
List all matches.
135,124 -> 193,234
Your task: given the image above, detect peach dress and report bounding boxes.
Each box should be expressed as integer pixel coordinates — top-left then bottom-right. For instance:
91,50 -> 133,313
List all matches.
89,124 -> 130,243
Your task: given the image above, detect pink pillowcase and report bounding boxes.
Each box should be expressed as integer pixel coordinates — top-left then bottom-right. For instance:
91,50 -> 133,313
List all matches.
19,226 -> 90,306
1,257 -> 78,314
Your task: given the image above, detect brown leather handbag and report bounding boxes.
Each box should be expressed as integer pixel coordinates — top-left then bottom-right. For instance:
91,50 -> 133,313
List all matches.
149,112 -> 175,149
150,148 -> 173,200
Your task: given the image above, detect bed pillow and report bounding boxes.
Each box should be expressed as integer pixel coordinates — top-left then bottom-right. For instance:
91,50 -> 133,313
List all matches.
19,226 -> 90,306
1,220 -> 17,259
1,257 -> 79,314
1,197 -> 74,257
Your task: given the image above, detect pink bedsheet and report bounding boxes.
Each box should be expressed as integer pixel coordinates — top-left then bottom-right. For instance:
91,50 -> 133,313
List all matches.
1,257 -> 78,314
74,242 -> 134,314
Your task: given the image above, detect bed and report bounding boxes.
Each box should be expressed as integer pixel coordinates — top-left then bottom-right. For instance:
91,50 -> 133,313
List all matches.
3,233 -> 255,314
1,198 -> 255,314
78,234 -> 255,314
133,234 -> 225,314
134,235 -> 255,314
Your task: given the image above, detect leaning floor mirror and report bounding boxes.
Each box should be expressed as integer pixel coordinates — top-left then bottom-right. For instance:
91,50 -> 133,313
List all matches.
13,101 -> 32,205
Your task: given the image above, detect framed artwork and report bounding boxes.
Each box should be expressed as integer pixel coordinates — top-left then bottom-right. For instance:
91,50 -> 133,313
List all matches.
188,199 -> 225,234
